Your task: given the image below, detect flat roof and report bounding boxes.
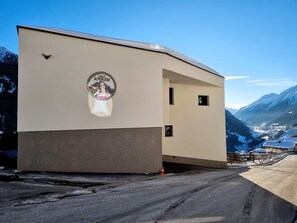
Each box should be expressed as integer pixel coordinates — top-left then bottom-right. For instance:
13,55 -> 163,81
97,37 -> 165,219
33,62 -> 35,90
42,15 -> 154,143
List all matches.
17,25 -> 223,78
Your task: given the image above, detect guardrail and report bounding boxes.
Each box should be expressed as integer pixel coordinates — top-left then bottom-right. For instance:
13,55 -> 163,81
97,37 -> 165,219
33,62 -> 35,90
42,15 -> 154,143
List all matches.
227,152 -> 289,164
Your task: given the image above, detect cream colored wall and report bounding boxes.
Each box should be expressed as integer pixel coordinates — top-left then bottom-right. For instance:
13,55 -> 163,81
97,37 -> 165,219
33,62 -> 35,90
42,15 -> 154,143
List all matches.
18,29 -> 164,131
18,27 -> 226,165
161,52 -> 226,163
163,78 -> 170,125
162,82 -> 227,162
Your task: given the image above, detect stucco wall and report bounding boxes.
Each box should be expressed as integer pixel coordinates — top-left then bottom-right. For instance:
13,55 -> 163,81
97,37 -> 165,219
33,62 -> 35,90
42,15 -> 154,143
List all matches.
18,28 -> 224,132
162,81 -> 227,163
18,28 -> 164,132
18,27 -> 226,171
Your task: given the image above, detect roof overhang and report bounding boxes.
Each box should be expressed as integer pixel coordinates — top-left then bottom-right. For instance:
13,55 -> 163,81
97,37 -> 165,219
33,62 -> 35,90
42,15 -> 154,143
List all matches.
163,69 -> 217,86
17,25 -> 224,79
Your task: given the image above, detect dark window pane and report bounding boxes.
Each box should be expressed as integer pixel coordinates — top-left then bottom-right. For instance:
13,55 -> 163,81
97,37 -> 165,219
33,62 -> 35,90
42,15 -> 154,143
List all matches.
165,125 -> 173,137
169,88 -> 174,105
198,95 -> 209,106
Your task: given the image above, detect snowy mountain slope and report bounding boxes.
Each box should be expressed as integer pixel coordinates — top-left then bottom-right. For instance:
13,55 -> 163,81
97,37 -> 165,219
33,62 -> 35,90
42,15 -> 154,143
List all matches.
267,104 -> 297,127
267,85 -> 297,109
0,46 -> 18,133
0,75 -> 16,94
279,127 -> 297,139
0,46 -> 18,64
235,85 -> 297,127
243,93 -> 278,110
0,46 -> 18,167
225,107 -> 238,115
225,110 -> 259,152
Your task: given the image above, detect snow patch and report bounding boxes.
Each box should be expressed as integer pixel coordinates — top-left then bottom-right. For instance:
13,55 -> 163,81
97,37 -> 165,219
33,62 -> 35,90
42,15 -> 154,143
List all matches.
0,75 -> 16,94
0,46 -> 18,63
237,135 -> 247,144
8,82 -> 16,93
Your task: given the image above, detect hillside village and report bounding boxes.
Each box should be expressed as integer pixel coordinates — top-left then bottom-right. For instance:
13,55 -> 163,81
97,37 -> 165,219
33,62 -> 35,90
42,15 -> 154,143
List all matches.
226,86 -> 297,152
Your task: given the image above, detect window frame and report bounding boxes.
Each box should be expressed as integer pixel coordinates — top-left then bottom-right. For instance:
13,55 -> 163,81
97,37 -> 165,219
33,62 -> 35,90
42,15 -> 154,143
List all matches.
165,125 -> 173,137
198,95 -> 209,106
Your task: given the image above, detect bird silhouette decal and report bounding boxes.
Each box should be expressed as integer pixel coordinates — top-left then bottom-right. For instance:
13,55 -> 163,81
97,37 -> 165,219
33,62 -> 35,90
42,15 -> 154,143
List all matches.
42,54 -> 52,59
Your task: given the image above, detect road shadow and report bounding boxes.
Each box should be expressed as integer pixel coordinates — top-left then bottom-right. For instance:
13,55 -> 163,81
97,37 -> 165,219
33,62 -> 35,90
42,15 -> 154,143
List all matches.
153,164 -> 297,223
0,158 -> 296,223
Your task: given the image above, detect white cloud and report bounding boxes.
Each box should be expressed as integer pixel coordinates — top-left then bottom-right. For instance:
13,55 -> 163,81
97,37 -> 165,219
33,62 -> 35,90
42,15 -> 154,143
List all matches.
224,76 -> 249,80
246,78 -> 297,87
246,79 -> 265,83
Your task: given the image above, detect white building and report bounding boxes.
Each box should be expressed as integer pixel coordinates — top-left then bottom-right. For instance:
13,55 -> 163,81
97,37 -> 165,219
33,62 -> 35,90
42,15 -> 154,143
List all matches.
17,26 -> 226,173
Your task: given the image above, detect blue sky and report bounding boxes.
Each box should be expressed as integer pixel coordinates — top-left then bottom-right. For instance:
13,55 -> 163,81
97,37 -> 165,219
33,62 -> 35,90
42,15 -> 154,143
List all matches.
1,0 -> 296,109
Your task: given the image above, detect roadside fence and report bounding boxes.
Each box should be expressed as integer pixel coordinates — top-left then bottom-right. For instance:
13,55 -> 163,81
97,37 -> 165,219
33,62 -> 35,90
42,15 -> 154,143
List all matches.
227,152 -> 290,165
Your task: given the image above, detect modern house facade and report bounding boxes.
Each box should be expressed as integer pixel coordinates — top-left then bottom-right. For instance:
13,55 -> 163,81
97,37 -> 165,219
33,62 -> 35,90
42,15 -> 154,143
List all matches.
17,26 -> 226,173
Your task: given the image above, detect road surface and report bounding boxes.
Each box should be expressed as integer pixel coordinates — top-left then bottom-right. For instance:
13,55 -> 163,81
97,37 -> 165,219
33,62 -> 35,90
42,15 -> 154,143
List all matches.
1,154 -> 297,223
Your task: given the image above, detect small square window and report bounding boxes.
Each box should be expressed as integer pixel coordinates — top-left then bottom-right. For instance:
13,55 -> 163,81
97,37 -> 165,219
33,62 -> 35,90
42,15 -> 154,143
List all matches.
165,125 -> 173,137
169,88 -> 174,105
198,95 -> 209,106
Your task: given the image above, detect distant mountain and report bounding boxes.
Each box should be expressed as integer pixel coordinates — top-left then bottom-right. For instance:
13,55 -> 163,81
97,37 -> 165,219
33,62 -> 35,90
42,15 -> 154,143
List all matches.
225,107 -> 238,115
0,46 -> 18,134
267,104 -> 297,127
235,85 -> 297,128
0,46 -> 18,64
225,110 -> 260,152
0,46 -> 18,167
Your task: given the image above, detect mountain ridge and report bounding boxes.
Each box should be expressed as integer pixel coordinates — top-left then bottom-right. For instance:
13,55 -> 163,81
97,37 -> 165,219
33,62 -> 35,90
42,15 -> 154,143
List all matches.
0,46 -> 18,64
225,110 -> 259,152
235,85 -> 297,128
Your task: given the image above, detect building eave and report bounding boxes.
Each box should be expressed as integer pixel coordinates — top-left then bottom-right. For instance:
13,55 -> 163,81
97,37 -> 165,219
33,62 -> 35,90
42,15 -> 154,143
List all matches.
17,25 -> 224,79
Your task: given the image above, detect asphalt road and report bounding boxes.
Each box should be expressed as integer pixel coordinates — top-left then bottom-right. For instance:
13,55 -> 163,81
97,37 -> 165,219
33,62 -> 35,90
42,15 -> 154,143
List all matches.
1,154 -> 297,223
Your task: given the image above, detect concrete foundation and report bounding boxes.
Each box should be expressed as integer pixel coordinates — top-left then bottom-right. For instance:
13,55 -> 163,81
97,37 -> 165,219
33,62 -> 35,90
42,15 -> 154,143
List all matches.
163,155 -> 227,168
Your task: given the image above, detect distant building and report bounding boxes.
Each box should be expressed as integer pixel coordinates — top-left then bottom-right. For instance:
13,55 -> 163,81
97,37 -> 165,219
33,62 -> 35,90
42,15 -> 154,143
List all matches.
17,26 -> 226,173
263,137 -> 297,153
